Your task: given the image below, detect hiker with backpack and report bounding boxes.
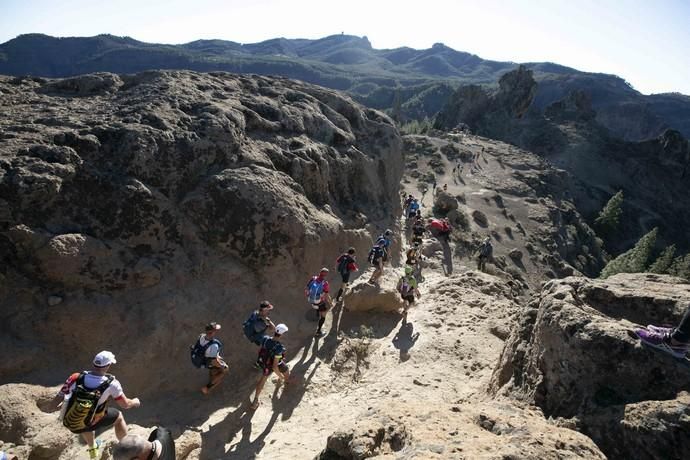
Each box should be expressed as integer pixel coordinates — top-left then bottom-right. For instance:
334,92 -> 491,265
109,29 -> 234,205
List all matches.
412,216 -> 426,246
190,322 -> 229,395
427,218 -> 451,241
407,198 -> 420,220
367,242 -> 386,285
306,268 -> 333,338
397,266 -> 420,320
403,194 -> 414,216
335,247 -> 358,302
113,427 -> 175,460
251,324 -> 291,410
406,242 -> 423,278
476,237 -> 493,272
242,301 -> 276,346
50,351 -> 141,460
376,229 -> 393,262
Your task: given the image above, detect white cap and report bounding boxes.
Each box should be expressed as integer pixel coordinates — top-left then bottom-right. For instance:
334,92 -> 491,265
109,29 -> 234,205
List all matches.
275,323 -> 289,335
93,350 -> 117,368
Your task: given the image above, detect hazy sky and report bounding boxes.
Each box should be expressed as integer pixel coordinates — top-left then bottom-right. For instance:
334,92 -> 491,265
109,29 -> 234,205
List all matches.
2,0 -> 688,95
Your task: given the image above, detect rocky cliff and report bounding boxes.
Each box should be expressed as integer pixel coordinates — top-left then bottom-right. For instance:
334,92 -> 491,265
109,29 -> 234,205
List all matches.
434,67 -> 690,254
0,70 -> 402,390
491,273 -> 690,459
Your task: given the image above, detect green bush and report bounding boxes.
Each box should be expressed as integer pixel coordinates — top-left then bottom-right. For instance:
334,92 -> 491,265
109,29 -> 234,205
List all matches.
599,227 -> 657,278
594,190 -> 623,239
648,245 -> 676,274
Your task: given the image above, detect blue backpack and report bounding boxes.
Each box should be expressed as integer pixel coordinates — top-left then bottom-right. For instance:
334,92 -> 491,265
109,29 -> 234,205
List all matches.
409,201 -> 419,212
190,337 -> 222,368
242,311 -> 265,343
306,277 -> 325,304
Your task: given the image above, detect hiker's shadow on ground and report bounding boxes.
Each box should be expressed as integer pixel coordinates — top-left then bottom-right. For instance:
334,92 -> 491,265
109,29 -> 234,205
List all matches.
201,337 -> 322,458
392,320 -> 420,362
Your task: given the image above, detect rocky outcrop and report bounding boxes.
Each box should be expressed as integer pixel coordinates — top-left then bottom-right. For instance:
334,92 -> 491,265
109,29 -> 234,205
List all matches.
0,71 -> 402,397
433,68 -> 690,254
318,400 -> 605,459
491,273 -> 690,459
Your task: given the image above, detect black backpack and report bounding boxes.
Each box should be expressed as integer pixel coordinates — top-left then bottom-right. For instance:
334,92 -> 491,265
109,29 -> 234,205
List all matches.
368,246 -> 384,263
62,372 -> 114,432
336,254 -> 352,275
190,337 -> 222,368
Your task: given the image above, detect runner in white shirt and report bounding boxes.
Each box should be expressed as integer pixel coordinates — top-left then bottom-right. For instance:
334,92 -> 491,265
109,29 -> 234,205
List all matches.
50,351 -> 141,459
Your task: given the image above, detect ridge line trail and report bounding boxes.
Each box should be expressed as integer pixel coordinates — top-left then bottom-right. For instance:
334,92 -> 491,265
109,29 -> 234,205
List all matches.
193,136 -> 520,458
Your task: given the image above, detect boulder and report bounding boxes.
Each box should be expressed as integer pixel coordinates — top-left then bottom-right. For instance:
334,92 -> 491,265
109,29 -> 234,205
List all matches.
491,273 -> 690,459
344,277 -> 404,313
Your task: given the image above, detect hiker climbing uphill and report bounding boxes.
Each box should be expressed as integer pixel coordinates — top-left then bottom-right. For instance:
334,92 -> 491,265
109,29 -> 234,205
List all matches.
427,218 -> 451,241
306,268 -> 333,337
113,427 -> 175,460
335,247 -> 358,302
376,229 -> 394,262
242,301 -> 276,346
412,216 -> 426,245
635,304 -> 690,358
477,237 -> 493,272
407,198 -> 420,220
397,266 -> 420,320
50,351 -> 141,460
252,324 -> 291,410
368,242 -> 386,285
190,322 -> 229,395
403,194 -> 414,216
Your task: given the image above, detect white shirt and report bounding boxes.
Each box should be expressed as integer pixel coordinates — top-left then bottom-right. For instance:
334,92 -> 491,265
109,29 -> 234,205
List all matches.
60,372 -> 124,407
199,334 -> 220,358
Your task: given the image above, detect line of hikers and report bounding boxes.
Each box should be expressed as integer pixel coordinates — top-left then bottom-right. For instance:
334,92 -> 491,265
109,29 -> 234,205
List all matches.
50,191 -> 501,459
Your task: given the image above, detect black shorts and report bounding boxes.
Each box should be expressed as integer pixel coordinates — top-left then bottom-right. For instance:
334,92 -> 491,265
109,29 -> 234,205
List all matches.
371,258 -> 382,268
314,302 -> 329,312
402,294 -> 416,304
341,272 -> 351,283
263,360 -> 289,376
73,406 -> 120,433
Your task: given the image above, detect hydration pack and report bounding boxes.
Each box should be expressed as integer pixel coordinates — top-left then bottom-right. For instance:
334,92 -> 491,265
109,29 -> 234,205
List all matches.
306,277 -> 325,304
62,372 -> 114,433
190,337 -> 222,368
336,254 -> 352,275
368,246 -> 384,263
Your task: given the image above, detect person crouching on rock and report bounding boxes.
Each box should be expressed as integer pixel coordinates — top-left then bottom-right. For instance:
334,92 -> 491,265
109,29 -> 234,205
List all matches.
49,351 -> 141,460
251,324 -> 291,410
199,322 -> 229,395
635,304 -> 690,359
113,427 -> 175,460
397,266 -> 420,321
306,268 -> 333,338
335,247 -> 358,302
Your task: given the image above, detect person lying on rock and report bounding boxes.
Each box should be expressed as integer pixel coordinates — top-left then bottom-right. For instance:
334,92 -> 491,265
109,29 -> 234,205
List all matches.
635,305 -> 690,359
112,427 -> 175,460
251,324 -> 291,410
197,322 -> 229,395
49,351 -> 141,460
306,268 -> 333,338
335,247 -> 358,302
397,266 -> 421,321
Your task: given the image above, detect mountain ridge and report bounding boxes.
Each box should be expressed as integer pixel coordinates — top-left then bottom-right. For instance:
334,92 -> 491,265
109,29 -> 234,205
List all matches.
1,33 -> 689,140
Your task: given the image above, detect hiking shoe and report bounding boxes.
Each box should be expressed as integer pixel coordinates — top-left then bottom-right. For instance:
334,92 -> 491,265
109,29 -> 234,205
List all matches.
635,328 -> 688,359
646,324 -> 674,335
314,330 -> 325,338
87,439 -> 102,459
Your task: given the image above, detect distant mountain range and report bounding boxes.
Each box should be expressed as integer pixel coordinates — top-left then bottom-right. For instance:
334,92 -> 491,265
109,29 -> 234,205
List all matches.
1,33 -> 689,140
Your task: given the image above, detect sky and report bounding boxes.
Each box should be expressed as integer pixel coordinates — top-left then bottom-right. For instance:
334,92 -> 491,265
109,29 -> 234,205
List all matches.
1,0 -> 689,95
